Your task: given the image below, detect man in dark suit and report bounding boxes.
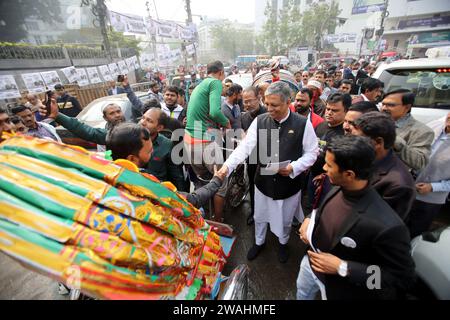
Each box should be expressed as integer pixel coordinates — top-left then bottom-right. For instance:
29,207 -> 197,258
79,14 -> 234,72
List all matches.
354,112 -> 416,220
297,135 -> 415,300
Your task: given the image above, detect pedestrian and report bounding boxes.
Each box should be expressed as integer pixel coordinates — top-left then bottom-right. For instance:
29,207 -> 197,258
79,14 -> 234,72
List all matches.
54,84 -> 82,118
297,135 -> 416,300
218,82 -> 318,263
408,112 -> 450,238
184,61 -> 231,222
381,89 -> 435,172
12,105 -> 61,142
353,112 -> 416,220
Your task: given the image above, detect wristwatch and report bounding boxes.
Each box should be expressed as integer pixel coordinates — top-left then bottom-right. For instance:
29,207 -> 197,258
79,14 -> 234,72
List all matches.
338,261 -> 349,278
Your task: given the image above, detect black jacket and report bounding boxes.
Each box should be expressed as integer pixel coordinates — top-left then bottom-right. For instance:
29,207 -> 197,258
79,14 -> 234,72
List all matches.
311,186 -> 416,300
371,151 -> 416,221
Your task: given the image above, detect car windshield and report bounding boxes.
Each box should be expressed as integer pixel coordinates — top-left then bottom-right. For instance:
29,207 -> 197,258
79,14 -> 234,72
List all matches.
78,100 -> 133,123
379,69 -> 450,109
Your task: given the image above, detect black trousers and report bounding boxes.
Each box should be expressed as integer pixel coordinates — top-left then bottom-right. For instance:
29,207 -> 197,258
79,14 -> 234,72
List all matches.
407,199 -> 443,239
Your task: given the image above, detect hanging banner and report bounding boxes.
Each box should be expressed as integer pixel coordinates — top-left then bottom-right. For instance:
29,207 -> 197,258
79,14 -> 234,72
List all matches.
109,11 -> 146,34
186,44 -> 196,56
157,20 -> 180,39
21,73 -> 46,94
140,53 -> 155,68
325,33 -> 358,44
0,75 -> 21,99
117,60 -> 129,75
76,68 -> 90,86
61,66 -> 79,84
352,0 -> 386,15
98,65 -> 113,81
178,24 -> 195,41
86,67 -> 102,84
108,63 -> 120,77
145,17 -> 159,36
125,56 -> 140,71
40,71 -> 62,90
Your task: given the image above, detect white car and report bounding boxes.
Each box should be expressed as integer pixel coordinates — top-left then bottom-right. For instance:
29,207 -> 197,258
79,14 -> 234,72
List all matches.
373,56 -> 450,125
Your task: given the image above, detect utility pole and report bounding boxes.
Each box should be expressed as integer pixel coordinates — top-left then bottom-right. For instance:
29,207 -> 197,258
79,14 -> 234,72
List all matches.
146,1 -> 159,68
82,0 -> 113,61
377,0 -> 389,53
95,0 -> 113,61
185,0 -> 198,67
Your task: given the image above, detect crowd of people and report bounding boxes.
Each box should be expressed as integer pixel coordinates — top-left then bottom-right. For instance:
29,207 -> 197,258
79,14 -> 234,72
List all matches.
0,57 -> 449,300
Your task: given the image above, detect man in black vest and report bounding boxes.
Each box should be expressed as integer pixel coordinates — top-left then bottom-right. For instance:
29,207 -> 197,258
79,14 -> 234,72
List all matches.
218,82 -> 318,263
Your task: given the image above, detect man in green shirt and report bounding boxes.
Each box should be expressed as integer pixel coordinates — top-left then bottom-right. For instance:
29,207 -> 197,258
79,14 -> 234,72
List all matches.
184,60 -> 231,222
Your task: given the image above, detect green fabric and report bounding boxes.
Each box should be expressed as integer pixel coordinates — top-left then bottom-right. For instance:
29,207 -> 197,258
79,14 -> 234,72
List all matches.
146,134 -> 186,192
186,77 -> 229,140
55,113 -> 107,145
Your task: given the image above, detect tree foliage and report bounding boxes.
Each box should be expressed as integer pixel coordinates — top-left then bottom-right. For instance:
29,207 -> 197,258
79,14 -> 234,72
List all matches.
260,0 -> 342,54
210,21 -> 255,62
0,0 -> 63,42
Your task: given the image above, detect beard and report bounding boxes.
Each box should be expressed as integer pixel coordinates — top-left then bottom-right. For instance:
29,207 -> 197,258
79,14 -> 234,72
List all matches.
106,117 -> 126,131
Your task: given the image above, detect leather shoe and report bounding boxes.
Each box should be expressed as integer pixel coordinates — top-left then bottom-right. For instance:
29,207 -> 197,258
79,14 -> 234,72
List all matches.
247,243 -> 265,261
278,244 -> 289,263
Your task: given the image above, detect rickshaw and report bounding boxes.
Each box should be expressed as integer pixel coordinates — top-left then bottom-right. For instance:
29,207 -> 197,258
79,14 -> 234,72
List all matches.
0,134 -> 249,300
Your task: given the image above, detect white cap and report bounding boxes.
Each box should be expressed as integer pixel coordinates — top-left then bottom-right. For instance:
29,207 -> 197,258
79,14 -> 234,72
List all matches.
307,80 -> 322,90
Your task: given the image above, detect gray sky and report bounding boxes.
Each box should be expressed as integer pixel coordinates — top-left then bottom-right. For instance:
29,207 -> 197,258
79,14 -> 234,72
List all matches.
108,0 -> 256,24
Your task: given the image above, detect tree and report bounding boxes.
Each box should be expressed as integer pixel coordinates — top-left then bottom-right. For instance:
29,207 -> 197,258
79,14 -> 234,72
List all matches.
0,0 -> 62,42
259,0 -> 342,53
299,1 -> 342,50
210,21 -> 255,62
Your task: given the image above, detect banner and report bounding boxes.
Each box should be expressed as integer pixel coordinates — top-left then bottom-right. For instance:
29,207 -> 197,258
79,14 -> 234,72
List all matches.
61,66 -> 79,84
108,63 -> 120,77
0,75 -> 21,99
408,31 -> 450,47
40,71 -> 62,90
21,73 -> 46,94
86,67 -> 102,84
76,68 -> 90,86
325,33 -> 358,44
117,60 -> 129,75
98,65 -> 113,81
125,56 -> 140,71
399,16 -> 450,30
157,20 -> 180,39
186,44 -> 196,56
178,24 -> 195,41
140,53 -> 155,68
352,0 -> 386,15
109,11 -> 146,34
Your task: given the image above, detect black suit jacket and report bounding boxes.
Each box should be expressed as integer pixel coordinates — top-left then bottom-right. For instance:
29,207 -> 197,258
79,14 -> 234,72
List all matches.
371,151 -> 416,221
311,186 -> 416,300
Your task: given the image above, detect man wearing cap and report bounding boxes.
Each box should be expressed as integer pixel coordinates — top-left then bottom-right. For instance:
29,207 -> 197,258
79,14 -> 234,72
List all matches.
306,80 -> 326,117
55,84 -> 82,118
269,59 -> 281,84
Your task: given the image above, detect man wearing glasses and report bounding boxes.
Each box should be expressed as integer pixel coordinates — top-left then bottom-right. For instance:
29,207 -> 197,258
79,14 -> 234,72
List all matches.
381,89 -> 434,172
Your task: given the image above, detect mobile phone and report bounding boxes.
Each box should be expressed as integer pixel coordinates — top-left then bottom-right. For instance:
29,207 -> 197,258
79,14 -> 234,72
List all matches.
45,91 -> 53,116
117,75 -> 125,83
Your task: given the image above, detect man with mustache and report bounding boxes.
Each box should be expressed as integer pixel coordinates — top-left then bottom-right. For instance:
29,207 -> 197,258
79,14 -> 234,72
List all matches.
380,89 -> 434,172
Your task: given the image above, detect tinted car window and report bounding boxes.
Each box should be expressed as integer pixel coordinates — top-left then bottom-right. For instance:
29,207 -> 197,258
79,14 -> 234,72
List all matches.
379,69 -> 450,109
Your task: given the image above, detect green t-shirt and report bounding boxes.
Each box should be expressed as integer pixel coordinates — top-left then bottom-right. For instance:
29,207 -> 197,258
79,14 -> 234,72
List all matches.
186,77 -> 229,140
